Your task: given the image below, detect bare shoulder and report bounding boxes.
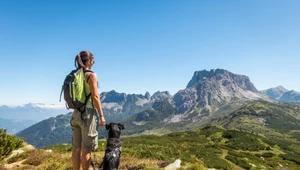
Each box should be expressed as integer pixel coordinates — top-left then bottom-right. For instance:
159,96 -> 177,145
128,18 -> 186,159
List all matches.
90,72 -> 97,79
86,72 -> 97,83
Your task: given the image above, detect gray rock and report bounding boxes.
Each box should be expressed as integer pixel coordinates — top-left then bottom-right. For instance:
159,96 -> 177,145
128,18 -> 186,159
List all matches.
145,91 -> 151,100
164,159 -> 181,170
174,69 -> 261,113
151,91 -> 172,101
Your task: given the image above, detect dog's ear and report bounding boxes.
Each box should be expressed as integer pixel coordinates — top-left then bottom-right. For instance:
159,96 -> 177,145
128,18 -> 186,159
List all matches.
106,124 -> 110,130
118,123 -> 125,130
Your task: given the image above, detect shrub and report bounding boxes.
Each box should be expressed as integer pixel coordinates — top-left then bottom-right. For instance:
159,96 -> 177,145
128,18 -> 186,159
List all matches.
7,150 -> 32,164
185,163 -> 205,170
225,155 -> 251,170
37,161 -> 73,170
227,150 -> 261,162
23,150 -> 53,166
261,152 -> 275,158
195,147 -> 231,170
280,151 -> 300,164
0,129 -> 24,159
222,130 -> 265,151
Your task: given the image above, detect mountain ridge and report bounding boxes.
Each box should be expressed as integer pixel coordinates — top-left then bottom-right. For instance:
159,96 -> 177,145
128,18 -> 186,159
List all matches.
15,68 -> 300,148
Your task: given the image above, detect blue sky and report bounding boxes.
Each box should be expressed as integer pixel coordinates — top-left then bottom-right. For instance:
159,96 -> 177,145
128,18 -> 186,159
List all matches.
0,0 -> 299,105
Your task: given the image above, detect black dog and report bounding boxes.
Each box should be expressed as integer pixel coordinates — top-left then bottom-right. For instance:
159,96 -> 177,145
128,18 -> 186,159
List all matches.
102,122 -> 124,170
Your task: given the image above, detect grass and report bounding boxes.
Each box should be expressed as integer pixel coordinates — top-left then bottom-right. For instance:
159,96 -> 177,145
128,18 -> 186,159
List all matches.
2,125 -> 300,169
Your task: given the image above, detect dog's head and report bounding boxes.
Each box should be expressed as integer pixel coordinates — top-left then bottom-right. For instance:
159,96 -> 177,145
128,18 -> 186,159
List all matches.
106,122 -> 125,139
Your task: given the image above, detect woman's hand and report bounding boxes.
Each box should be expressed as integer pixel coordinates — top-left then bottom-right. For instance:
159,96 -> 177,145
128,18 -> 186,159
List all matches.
99,116 -> 106,126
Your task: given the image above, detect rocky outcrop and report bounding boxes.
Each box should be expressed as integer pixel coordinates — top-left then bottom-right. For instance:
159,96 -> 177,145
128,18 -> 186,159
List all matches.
100,90 -> 171,104
151,91 -> 172,101
186,69 -> 259,92
145,91 -> 151,100
174,69 -> 262,113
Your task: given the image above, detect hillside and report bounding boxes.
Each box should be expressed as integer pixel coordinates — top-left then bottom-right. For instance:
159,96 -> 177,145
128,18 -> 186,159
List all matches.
16,114 -> 72,148
213,100 -> 300,141
17,69 -> 277,147
2,126 -> 300,169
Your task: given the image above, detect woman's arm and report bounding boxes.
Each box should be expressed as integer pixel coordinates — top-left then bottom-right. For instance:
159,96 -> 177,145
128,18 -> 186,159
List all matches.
87,72 -> 106,126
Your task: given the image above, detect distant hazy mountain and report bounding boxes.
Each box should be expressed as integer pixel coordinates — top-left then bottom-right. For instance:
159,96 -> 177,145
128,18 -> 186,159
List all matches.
280,90 -> 300,103
0,118 -> 37,134
0,103 -> 69,122
261,86 -> 288,100
261,86 -> 300,103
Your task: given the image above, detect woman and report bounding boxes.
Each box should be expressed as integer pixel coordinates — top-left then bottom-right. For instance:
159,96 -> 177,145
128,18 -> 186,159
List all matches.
70,50 -> 106,170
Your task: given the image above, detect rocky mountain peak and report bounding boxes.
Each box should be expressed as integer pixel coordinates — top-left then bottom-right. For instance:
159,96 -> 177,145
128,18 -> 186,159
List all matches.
151,91 -> 172,101
186,69 -> 258,93
145,91 -> 151,100
186,69 -> 230,88
100,90 -> 127,103
174,69 -> 261,113
275,86 -> 289,92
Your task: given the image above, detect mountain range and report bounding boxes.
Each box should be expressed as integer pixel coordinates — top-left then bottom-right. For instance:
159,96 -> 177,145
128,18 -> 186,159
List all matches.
10,69 -> 300,148
0,103 -> 68,121
0,91 -> 170,134
0,103 -> 68,134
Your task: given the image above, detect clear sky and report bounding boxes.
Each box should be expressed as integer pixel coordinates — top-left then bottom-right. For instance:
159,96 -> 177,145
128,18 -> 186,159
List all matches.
0,0 -> 299,105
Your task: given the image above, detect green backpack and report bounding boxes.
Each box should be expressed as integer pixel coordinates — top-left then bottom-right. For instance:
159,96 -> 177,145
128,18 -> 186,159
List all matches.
59,68 -> 93,113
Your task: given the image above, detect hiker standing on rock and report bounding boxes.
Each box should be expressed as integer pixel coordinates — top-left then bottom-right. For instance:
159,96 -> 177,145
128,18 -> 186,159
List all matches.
70,50 -> 106,170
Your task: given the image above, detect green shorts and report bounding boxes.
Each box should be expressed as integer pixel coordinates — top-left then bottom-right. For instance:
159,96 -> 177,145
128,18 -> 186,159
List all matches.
70,108 -> 99,151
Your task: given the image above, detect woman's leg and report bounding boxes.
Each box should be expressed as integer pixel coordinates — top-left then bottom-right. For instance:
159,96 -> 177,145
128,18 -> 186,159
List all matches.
70,112 -> 83,170
81,149 -> 91,170
72,148 -> 81,170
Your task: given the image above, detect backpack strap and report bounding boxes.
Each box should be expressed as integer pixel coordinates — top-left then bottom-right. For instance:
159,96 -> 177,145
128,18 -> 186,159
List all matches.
59,87 -> 64,102
79,93 -> 92,114
84,70 -> 95,109
84,70 -> 93,73
84,70 -> 94,83
79,70 -> 95,113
